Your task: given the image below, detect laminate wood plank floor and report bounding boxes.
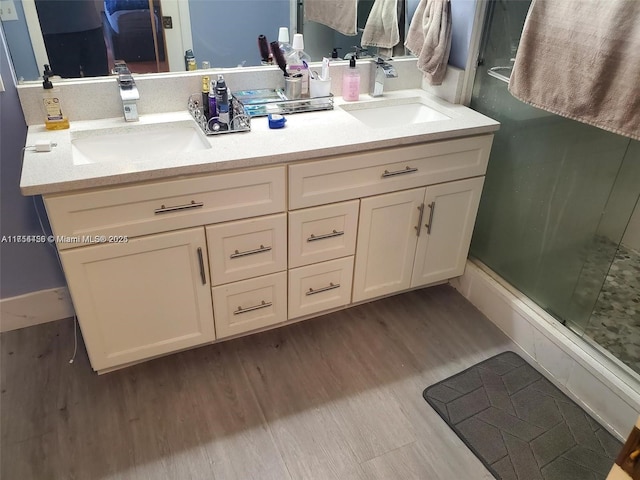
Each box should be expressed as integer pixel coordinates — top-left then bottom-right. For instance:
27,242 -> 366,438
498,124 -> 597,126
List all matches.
1,285 -> 517,479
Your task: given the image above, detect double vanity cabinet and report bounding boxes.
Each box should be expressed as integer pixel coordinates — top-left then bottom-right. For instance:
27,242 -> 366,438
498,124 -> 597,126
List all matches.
43,133 -> 492,373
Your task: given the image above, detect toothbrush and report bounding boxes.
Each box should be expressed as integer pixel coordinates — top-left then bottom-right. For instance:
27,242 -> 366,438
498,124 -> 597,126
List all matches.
321,57 -> 330,81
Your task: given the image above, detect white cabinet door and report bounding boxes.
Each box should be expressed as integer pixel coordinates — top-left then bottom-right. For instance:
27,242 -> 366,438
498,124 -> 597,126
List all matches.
60,228 -> 215,372
411,177 -> 484,287
352,188 -> 425,302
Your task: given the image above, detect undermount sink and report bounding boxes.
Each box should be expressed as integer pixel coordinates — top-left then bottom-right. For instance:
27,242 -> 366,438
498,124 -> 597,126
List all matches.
71,120 -> 211,165
340,98 -> 451,128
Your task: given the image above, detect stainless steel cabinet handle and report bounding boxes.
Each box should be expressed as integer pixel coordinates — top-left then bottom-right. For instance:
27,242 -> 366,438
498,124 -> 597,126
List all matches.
415,203 -> 425,237
233,300 -> 272,315
154,200 -> 204,215
230,245 -> 272,259
197,247 -> 206,285
381,166 -> 418,178
307,230 -> 345,242
425,202 -> 436,234
305,282 -> 341,296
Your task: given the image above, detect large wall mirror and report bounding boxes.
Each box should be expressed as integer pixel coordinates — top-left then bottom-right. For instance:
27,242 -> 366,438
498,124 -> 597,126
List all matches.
2,0 -> 420,82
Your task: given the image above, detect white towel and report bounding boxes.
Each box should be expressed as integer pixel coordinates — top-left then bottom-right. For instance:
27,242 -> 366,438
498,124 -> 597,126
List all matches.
305,0 -> 358,36
509,0 -> 640,141
405,0 -> 451,86
361,0 -> 400,57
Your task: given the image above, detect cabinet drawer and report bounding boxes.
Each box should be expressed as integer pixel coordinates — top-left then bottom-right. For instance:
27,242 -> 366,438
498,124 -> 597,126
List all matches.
288,257 -> 354,320
206,213 -> 287,285
45,166 -> 286,250
288,200 -> 359,268
212,272 -> 287,339
289,135 -> 492,209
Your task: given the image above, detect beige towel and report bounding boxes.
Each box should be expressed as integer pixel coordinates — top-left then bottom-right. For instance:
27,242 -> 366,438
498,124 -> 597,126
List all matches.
361,0 -> 400,57
405,0 -> 452,86
305,0 -> 358,36
509,0 -> 640,141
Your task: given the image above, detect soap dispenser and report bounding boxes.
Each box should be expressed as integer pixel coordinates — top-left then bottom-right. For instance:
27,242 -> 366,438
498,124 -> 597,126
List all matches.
342,56 -> 360,102
42,65 -> 69,130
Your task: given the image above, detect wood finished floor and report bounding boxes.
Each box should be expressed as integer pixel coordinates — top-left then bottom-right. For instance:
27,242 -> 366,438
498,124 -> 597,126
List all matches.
1,285 -> 517,480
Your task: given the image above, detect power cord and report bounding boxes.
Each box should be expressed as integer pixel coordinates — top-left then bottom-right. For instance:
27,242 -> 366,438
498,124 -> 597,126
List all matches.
32,195 -> 78,364
23,141 -> 57,152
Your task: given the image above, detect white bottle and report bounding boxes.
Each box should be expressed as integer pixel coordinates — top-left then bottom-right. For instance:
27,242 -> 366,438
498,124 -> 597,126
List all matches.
286,33 -> 311,96
278,27 -> 293,57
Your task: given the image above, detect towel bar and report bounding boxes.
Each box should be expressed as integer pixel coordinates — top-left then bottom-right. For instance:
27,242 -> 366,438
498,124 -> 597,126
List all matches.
487,66 -> 511,84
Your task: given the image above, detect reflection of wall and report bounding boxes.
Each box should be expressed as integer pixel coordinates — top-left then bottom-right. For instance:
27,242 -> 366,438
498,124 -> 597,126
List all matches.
449,0 -> 477,69
188,0 -> 289,68
0,28 -> 66,299
303,0 -> 478,67
1,0 -> 39,80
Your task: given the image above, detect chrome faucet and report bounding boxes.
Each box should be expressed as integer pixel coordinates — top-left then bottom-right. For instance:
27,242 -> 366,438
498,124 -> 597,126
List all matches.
114,61 -> 139,122
370,57 -> 398,97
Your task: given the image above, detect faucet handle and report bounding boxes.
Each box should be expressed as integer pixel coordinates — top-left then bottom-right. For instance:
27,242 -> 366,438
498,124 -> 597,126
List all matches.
112,60 -> 130,75
118,73 -> 136,88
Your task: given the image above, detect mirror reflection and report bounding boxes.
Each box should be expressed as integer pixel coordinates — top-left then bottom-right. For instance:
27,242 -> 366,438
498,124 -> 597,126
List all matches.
3,0 -> 413,82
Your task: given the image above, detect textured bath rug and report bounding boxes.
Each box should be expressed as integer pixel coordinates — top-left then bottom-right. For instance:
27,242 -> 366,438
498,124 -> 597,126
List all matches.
423,351 -> 622,480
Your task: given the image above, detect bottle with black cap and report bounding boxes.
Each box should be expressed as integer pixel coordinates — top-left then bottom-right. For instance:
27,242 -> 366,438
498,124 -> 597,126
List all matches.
42,65 -> 69,130
214,74 -> 230,130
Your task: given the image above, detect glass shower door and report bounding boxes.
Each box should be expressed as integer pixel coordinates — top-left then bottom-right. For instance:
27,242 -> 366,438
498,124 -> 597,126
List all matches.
469,0 -> 638,364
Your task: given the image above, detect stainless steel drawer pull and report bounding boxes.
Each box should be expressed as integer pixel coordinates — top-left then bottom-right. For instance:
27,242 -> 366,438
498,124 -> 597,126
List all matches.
234,300 -> 272,315
154,200 -> 204,215
197,247 -> 206,285
415,203 -> 425,237
306,282 -> 341,296
230,245 -> 272,259
307,230 -> 345,242
381,166 -> 418,178
425,202 -> 436,234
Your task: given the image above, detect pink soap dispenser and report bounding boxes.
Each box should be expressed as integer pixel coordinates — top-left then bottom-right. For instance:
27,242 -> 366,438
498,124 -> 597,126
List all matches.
342,56 -> 360,101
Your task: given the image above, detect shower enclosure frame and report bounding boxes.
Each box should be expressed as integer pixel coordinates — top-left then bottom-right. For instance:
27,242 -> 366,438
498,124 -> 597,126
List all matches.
454,0 -> 640,438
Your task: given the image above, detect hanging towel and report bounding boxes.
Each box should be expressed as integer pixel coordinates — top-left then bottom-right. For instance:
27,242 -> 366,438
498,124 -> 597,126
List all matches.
405,0 -> 451,86
509,0 -> 640,141
305,0 -> 358,36
361,0 -> 400,58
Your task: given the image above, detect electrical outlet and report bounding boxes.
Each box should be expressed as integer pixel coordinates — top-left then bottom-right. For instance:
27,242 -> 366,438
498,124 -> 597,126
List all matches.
0,0 -> 19,21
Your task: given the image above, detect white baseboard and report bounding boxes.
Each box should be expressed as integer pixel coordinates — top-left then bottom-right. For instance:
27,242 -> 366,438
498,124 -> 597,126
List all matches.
451,259 -> 640,440
0,287 -> 75,332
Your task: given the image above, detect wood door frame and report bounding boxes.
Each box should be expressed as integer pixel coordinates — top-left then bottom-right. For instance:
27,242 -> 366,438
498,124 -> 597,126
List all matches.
21,0 -> 192,75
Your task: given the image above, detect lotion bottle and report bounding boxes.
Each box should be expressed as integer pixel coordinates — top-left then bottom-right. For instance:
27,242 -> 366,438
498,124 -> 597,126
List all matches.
342,56 -> 360,102
42,65 -> 69,130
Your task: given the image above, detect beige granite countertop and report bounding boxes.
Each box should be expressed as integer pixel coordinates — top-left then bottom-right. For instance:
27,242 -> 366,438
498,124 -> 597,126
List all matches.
20,89 -> 499,196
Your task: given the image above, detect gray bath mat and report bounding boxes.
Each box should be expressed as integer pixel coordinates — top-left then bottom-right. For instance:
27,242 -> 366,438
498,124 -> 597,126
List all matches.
423,352 -> 622,480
